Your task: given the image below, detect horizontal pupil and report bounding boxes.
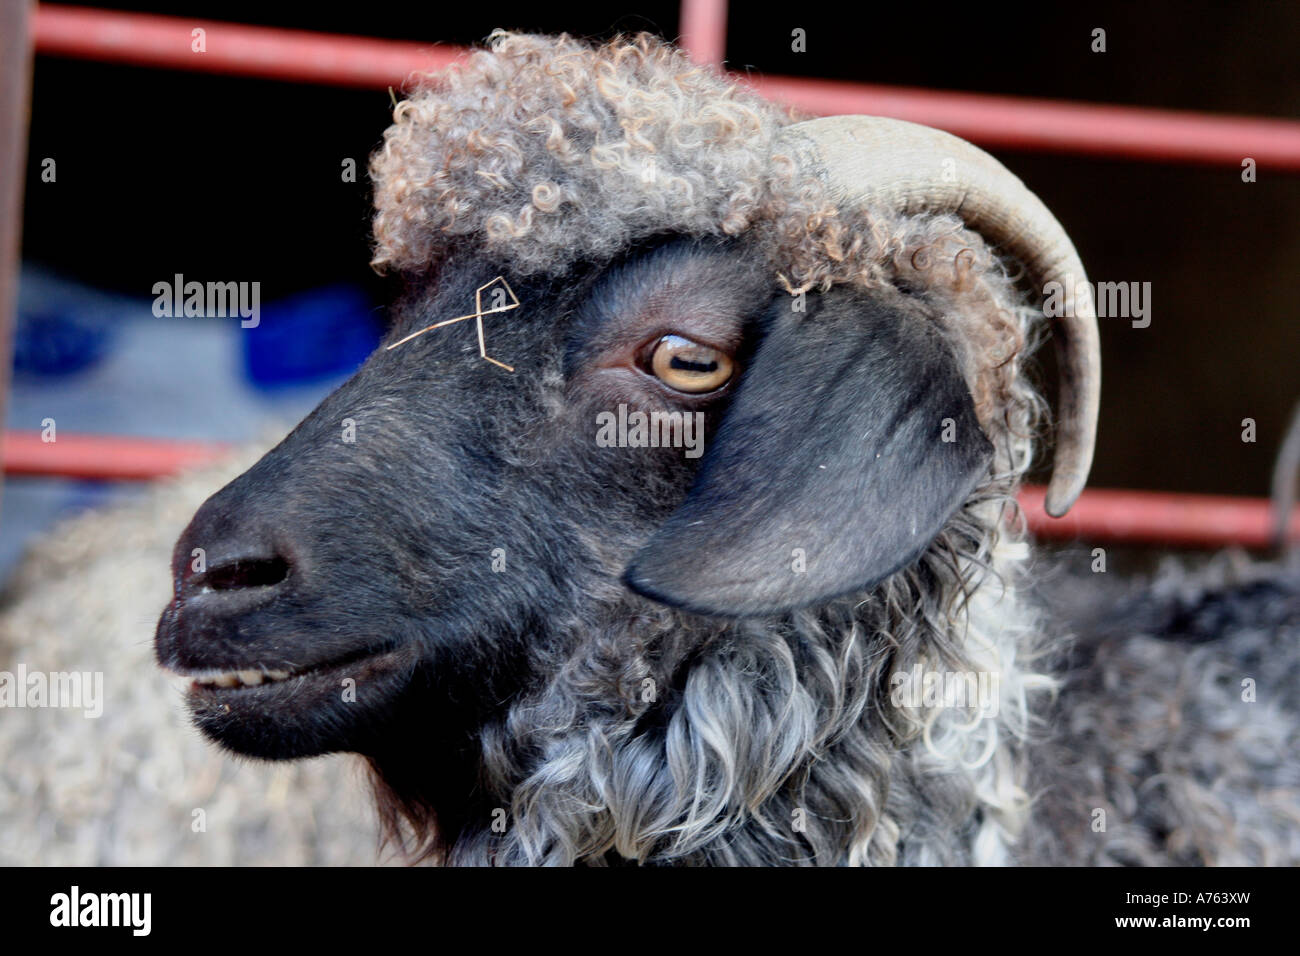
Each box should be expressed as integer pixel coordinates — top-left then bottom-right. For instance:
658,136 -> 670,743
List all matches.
670,355 -> 717,375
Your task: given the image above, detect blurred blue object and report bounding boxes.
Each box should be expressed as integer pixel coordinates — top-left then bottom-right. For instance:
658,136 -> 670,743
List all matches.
242,285 -> 384,389
12,302 -> 116,377
4,266 -> 368,587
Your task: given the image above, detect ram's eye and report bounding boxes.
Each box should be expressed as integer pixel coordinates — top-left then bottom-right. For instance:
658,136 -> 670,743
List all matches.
649,335 -> 734,394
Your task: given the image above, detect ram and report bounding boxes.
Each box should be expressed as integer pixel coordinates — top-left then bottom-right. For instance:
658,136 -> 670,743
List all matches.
52,30 -> 1292,865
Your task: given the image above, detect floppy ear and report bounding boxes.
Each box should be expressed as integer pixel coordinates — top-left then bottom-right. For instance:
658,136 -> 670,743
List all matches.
623,287 -> 993,617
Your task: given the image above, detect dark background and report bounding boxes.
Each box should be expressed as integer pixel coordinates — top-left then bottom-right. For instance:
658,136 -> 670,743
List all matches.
20,0 -> 1300,496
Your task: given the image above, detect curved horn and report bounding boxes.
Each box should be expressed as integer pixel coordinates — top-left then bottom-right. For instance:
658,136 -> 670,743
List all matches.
777,116 -> 1100,517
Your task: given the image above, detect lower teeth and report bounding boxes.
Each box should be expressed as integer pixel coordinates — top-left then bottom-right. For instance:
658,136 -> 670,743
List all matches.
195,668 -> 291,689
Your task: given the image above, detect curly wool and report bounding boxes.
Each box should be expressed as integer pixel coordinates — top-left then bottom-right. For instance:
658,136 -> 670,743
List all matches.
440,505 -> 1050,866
371,32 -> 918,305
1026,552 -> 1300,866
372,31 -> 1037,454
370,32 -> 1007,306
371,31 -> 796,278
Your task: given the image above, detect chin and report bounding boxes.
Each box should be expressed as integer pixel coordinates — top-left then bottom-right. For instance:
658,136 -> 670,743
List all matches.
170,636 -> 422,760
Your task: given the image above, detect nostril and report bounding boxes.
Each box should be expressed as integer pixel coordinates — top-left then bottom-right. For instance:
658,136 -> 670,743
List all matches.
203,555 -> 291,592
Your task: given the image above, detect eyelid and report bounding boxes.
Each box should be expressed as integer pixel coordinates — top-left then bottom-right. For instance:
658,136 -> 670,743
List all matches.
633,327 -> 735,366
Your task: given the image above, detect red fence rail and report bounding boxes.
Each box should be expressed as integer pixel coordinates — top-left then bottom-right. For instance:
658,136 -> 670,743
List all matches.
32,4 -> 461,88
1016,484 -> 1296,550
31,5 -> 1300,170
4,431 -> 1296,549
3,431 -> 230,482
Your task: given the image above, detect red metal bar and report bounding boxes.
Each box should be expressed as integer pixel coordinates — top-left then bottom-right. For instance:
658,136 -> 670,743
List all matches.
31,5 -> 1300,169
2,431 -> 230,481
678,0 -> 728,66
32,5 -> 462,89
1017,485 -> 1298,550
4,431 -> 1297,549
749,74 -> 1300,170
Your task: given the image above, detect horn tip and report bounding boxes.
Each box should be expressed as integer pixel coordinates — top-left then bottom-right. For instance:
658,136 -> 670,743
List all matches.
1043,479 -> 1083,518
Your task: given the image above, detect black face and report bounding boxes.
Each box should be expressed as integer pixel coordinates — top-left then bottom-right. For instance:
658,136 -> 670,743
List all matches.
155,241 -> 766,759
155,239 -> 991,765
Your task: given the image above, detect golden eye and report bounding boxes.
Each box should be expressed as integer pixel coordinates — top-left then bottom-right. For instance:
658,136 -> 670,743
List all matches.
649,335 -> 734,394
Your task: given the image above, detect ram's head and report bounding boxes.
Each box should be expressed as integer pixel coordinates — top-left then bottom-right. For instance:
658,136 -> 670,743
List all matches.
154,33 -> 1098,860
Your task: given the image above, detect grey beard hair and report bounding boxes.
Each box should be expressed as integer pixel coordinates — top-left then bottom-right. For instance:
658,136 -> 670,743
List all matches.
449,478 -> 1050,866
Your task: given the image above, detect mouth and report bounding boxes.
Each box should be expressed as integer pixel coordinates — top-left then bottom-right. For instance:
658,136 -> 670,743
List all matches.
172,643 -> 406,698
162,639 -> 422,760
187,667 -> 293,691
